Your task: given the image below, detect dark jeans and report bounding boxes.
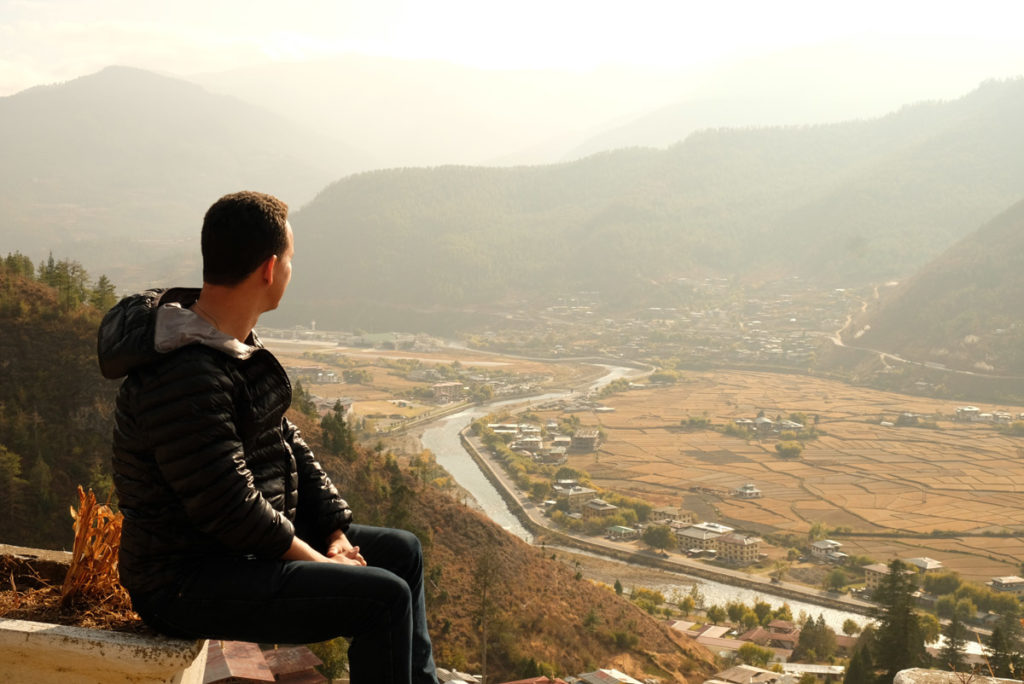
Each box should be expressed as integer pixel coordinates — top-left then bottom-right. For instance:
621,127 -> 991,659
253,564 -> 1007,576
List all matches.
135,525 -> 437,684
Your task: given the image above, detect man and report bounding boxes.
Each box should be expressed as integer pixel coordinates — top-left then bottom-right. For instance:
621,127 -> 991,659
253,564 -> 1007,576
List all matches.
98,191 -> 437,684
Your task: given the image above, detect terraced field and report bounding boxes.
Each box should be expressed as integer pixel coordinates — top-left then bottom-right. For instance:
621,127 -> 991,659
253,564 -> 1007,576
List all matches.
548,370 -> 1024,581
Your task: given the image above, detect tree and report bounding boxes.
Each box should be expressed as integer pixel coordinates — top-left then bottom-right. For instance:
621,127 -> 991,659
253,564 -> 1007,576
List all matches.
918,613 -> 941,645
613,579 -> 623,595
872,560 -> 928,680
794,615 -> 836,662
727,601 -> 747,623
842,618 -> 861,636
706,605 -> 727,624
843,646 -> 871,684
321,400 -> 354,459
642,524 -> 674,552
939,610 -> 967,671
0,445 -> 27,534
291,380 -> 319,418
824,568 -> 847,592
737,642 -> 773,668
775,441 -> 803,458
988,612 -> 1024,678
90,274 -> 118,311
923,571 -> 962,596
753,599 -> 773,626
472,543 -> 502,684
773,603 -> 794,622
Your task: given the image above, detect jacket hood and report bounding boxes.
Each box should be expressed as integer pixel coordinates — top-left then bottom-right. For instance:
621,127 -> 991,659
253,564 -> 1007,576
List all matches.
97,287 -> 259,379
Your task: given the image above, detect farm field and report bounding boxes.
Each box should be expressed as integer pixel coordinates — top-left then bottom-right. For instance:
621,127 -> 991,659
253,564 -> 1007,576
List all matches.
547,370 -> 1024,582
264,338 -> 600,416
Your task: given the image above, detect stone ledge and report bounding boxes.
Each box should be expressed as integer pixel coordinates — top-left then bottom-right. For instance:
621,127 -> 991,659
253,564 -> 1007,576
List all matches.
0,617 -> 209,684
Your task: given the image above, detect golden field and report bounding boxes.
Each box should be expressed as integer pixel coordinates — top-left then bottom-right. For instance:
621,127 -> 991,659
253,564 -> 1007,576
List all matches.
552,370 -> 1024,581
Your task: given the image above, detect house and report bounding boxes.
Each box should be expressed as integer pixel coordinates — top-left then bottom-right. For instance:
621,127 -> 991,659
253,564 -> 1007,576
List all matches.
437,667 -> 482,683
571,428 -> 601,451
692,522 -> 734,535
739,625 -> 798,652
767,620 -> 796,634
677,526 -> 723,551
708,664 -> 783,684
734,483 -> 762,499
718,533 -> 762,565
582,498 -> 619,520
955,406 -> 981,422
498,677 -> 568,684
650,506 -> 695,525
537,446 -> 568,465
606,525 -> 639,540
988,576 -> 1024,595
552,484 -> 598,511
863,562 -> 916,593
780,664 -> 844,680
574,669 -> 644,684
551,435 -> 573,450
905,557 -> 944,573
432,381 -> 464,403
810,540 -> 842,561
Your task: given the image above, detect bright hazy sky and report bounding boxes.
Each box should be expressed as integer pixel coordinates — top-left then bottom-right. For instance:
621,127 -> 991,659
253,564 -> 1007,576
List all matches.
3,0 -> 1024,97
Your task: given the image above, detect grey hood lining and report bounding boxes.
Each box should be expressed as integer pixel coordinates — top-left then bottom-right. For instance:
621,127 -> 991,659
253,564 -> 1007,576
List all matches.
154,303 -> 257,360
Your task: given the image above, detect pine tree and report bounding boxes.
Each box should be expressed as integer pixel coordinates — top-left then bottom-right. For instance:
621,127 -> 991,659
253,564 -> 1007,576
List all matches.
987,612 -> 1024,678
872,559 -> 928,680
939,610 -> 967,671
843,647 -> 871,684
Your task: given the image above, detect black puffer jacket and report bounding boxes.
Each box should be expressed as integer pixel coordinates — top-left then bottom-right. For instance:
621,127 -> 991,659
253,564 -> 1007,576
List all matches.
97,288 -> 352,599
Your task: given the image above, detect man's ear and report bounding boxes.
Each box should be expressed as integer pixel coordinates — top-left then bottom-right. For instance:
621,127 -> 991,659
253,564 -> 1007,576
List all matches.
261,254 -> 278,285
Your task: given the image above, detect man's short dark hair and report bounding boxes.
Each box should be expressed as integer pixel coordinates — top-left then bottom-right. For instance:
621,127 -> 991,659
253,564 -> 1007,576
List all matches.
202,191 -> 289,286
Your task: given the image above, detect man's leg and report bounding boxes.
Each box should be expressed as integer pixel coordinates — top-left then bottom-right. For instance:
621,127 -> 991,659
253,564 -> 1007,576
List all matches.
345,525 -> 437,684
135,556 -> 414,684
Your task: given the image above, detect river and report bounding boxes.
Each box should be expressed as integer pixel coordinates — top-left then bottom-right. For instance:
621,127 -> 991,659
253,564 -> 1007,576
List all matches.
419,364 -> 875,631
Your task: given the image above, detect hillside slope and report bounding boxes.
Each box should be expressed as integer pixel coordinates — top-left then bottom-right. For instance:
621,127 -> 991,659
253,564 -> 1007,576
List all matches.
850,198 -> 1024,375
308,433 -> 719,683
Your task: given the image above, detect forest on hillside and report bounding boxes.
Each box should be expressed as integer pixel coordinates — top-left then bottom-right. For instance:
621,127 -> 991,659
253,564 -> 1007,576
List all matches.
0,254 -> 119,546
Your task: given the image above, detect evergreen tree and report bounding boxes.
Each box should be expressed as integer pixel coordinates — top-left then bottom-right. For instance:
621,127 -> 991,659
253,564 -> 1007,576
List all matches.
90,274 -> 118,311
872,559 -> 928,680
291,380 -> 319,418
987,612 -> 1024,678
843,647 -> 871,684
320,400 -> 354,460
939,610 -> 967,671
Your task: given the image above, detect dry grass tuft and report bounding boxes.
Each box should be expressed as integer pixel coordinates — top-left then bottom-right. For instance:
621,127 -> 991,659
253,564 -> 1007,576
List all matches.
60,486 -> 131,613
0,486 -> 143,631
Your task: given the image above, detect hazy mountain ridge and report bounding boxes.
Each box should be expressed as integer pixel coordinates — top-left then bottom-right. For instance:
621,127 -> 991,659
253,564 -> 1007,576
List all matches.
280,78 -> 1024,331
851,198 -> 1024,375
0,66 -> 369,287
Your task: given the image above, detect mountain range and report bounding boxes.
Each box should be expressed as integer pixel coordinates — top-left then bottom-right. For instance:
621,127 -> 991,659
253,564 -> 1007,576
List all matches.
0,66 -> 368,286
4,66 -> 1024,364
278,77 -> 1024,332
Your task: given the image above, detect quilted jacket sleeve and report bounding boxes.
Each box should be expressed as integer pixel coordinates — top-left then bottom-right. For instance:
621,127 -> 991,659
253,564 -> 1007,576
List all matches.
137,349 -> 296,558
285,418 -> 353,541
